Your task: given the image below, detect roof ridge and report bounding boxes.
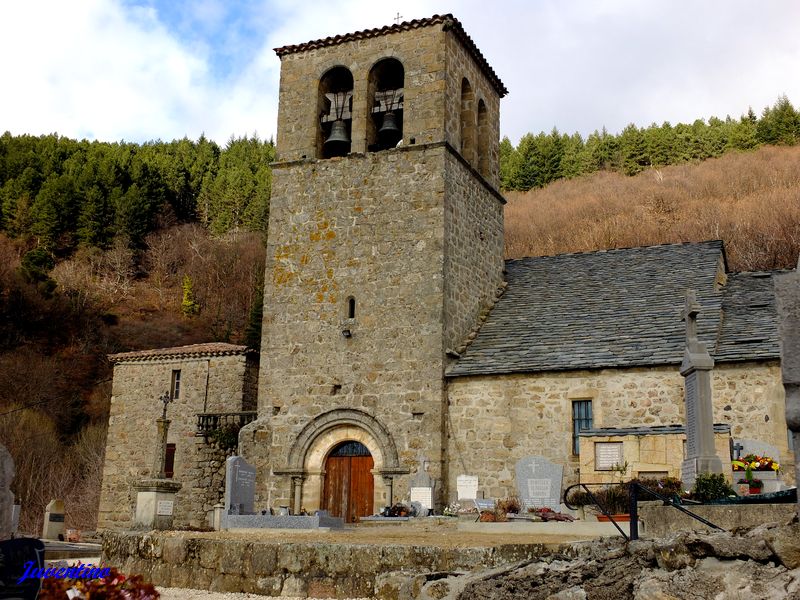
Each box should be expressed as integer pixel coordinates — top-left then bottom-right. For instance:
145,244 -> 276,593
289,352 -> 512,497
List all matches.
109,342 -> 253,363
506,239 -> 724,264
273,14 -> 508,97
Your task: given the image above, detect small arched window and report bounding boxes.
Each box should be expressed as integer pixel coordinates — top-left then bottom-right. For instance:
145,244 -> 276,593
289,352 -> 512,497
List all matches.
460,78 -> 476,164
367,58 -> 404,152
318,66 -> 354,159
347,296 -> 356,319
477,98 -> 489,177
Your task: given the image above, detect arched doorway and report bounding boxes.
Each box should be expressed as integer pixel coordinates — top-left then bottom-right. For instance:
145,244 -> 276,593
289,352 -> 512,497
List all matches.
321,441 -> 374,522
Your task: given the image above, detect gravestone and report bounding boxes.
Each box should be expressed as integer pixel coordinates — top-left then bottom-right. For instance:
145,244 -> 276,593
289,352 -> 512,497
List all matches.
679,290 -> 724,488
456,475 -> 479,501
737,439 -> 781,461
0,443 -> 14,540
42,498 -> 65,540
409,456 -> 434,513
515,456 -> 563,511
224,455 -> 257,514
775,256 -> 800,511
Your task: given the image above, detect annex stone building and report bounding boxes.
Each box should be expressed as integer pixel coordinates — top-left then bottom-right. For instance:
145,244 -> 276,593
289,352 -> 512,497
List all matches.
98,15 -> 793,529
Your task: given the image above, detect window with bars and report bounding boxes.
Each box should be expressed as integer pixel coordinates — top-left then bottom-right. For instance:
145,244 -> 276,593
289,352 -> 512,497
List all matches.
572,400 -> 593,455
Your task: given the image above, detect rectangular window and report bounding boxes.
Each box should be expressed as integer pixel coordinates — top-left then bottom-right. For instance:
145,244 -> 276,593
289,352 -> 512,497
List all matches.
165,443 -> 176,479
572,400 -> 593,455
171,369 -> 181,400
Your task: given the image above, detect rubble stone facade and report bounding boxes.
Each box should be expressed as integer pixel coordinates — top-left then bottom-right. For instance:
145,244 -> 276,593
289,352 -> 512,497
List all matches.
98,346 -> 258,529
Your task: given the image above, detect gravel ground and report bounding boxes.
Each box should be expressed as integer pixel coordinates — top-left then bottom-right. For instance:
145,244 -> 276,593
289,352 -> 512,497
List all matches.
158,590 -> 371,600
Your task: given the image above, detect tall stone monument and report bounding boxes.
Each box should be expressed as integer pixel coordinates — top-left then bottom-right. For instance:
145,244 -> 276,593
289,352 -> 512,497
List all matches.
775,257 -> 800,510
133,392 -> 181,530
0,443 -> 14,540
680,289 -> 724,488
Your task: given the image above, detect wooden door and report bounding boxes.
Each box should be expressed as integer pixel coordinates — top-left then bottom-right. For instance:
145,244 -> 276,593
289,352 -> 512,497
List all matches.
321,441 -> 374,522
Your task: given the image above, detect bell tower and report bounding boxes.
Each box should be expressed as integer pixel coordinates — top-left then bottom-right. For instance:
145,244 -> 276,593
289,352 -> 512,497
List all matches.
244,14 -> 508,517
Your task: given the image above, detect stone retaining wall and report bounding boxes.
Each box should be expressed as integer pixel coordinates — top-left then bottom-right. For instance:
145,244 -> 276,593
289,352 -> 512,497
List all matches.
639,502 -> 796,537
101,531 -> 559,598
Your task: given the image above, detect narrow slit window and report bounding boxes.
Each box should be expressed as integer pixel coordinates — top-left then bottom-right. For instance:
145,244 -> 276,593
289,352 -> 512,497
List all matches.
171,369 -> 181,400
348,297 -> 356,319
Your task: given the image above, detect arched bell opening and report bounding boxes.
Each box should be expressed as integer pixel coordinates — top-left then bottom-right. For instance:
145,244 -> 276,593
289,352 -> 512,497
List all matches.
460,77 -> 476,165
367,58 -> 404,152
477,98 -> 490,178
318,66 -> 354,159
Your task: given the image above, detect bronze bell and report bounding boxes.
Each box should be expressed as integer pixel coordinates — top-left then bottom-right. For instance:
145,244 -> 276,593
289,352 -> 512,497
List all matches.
378,111 -> 401,146
324,119 -> 350,155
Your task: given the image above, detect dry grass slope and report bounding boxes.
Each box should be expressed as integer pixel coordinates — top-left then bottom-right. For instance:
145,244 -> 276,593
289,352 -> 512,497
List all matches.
504,145 -> 800,271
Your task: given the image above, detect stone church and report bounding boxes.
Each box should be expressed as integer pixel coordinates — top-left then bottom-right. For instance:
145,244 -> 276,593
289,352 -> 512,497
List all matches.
98,15 -> 792,529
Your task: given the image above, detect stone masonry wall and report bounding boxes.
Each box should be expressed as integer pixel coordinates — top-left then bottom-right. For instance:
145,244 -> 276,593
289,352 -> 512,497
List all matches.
444,31 -> 501,188
98,354 -> 251,530
442,151 -> 505,356
252,145 -> 450,509
446,361 -> 791,500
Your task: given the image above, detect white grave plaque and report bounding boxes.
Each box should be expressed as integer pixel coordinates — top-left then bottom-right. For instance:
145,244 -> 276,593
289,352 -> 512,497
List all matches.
595,442 -> 623,470
156,500 -> 174,516
410,486 -> 433,510
527,478 -> 552,500
456,475 -> 479,500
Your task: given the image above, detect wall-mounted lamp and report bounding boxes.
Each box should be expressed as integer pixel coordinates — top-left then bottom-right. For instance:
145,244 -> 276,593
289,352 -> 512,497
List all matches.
342,328 -> 352,338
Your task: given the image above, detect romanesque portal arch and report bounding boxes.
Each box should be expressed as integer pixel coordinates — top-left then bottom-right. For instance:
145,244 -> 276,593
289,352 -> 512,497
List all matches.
280,409 -> 406,517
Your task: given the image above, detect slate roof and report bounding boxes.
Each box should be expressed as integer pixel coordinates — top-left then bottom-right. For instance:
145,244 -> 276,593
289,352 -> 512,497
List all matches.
273,14 -> 508,98
448,241 -> 781,377
109,343 -> 252,363
715,271 -> 782,362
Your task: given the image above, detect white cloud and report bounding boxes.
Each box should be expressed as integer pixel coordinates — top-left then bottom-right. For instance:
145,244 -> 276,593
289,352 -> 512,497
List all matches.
1,1 -> 799,145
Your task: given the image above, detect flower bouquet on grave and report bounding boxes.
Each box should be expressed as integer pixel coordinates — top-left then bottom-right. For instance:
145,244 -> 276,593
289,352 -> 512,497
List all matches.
736,463 -> 765,495
732,454 -> 780,473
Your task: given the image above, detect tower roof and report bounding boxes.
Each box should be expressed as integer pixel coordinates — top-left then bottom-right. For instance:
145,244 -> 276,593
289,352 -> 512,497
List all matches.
273,14 -> 508,98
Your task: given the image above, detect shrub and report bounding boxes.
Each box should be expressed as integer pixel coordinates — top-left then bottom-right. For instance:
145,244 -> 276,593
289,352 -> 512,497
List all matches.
692,473 -> 735,503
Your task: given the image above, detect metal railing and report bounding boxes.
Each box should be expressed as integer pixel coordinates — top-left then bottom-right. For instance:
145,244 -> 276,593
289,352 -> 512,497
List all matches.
196,411 -> 257,436
563,482 -> 724,541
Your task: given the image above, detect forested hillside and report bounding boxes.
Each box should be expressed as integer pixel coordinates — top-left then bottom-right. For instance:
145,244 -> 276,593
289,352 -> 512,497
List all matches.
0,134 -> 273,532
500,95 -> 800,190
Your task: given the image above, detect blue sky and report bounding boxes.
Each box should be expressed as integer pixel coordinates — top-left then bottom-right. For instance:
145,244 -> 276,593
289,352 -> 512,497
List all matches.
2,1 -> 800,145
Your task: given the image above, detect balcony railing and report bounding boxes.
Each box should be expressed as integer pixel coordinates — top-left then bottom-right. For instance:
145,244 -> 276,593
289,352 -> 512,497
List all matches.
196,411 -> 258,437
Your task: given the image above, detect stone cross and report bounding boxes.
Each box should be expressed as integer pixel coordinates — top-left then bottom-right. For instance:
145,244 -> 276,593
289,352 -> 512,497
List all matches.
153,391 -> 172,479
0,443 -> 14,540
775,256 -> 800,512
682,290 -> 702,353
679,289 -> 725,488
394,12 -> 403,24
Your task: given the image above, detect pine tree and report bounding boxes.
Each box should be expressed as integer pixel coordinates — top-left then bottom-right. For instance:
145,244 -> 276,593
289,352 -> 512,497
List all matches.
181,274 -> 200,317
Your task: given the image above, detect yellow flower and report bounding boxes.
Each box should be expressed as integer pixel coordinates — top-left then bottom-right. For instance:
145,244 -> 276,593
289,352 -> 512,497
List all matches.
771,463 -> 780,471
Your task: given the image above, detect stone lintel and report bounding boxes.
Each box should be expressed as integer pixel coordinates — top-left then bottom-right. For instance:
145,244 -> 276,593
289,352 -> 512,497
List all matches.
134,479 -> 183,493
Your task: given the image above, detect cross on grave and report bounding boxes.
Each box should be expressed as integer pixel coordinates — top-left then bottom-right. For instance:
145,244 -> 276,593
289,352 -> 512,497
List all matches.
732,441 -> 744,460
